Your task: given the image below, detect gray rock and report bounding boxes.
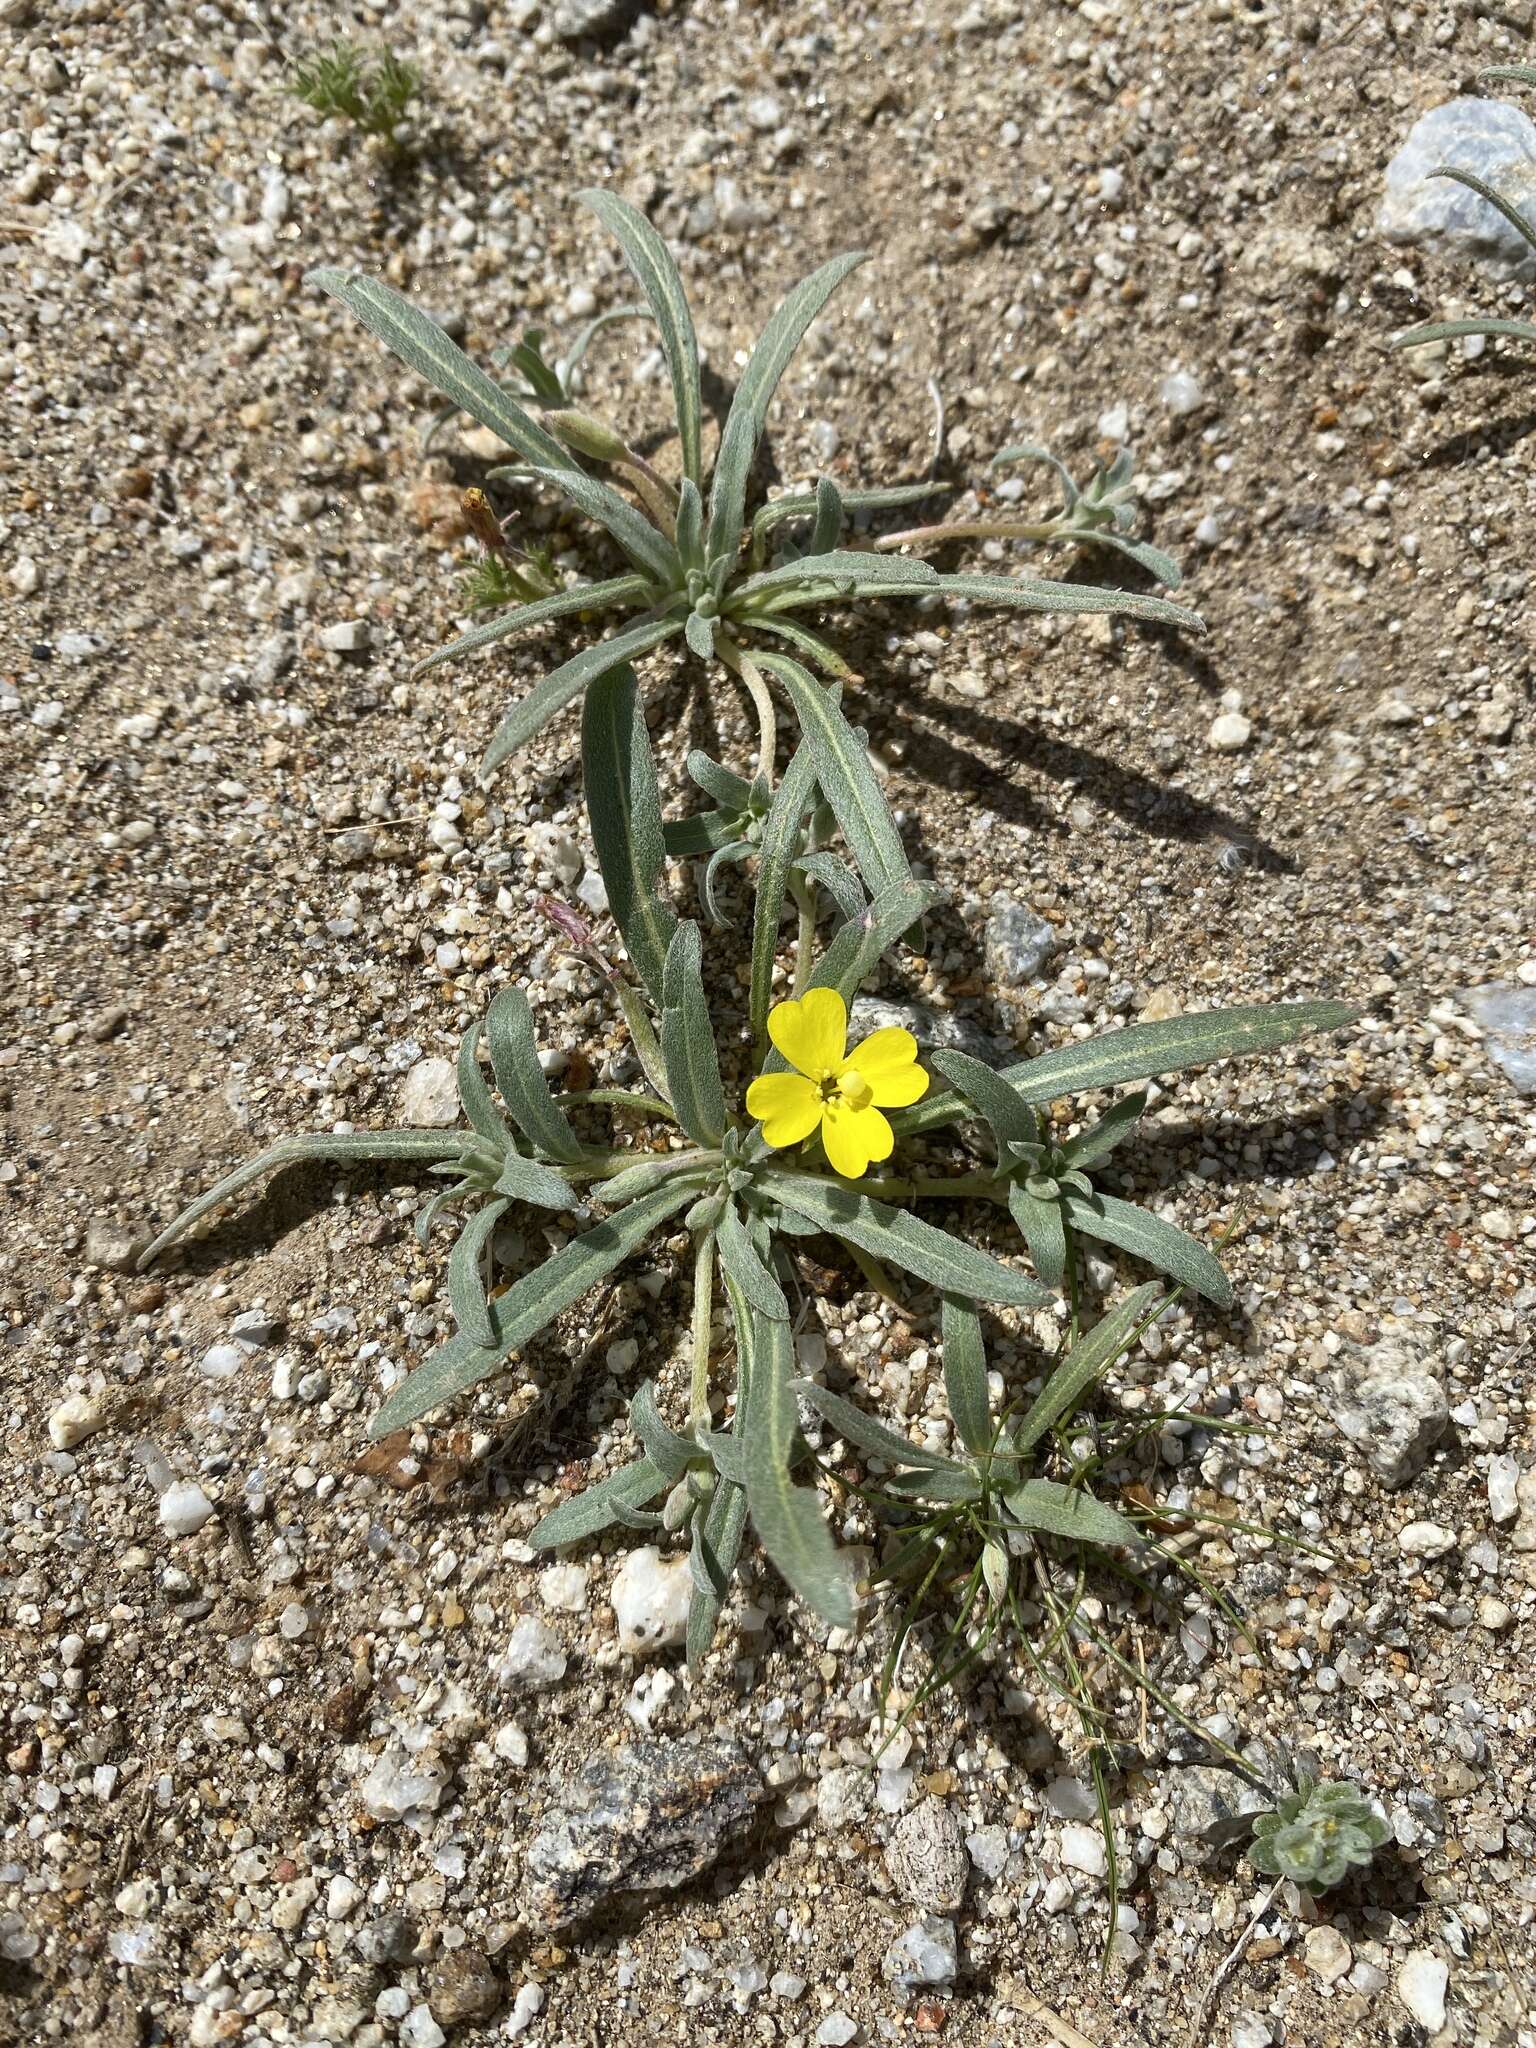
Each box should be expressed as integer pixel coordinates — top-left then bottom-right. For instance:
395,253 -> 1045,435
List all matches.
849,995 -> 1004,1064
399,1057 -> 461,1127
425,1948 -> 500,2024
1380,97 -> 1536,279
1324,1338 -> 1449,1488
1467,984 -> 1536,1096
319,620 -> 371,654
550,0 -> 634,37
85,1218 -> 147,1272
882,1915 -> 958,1991
985,893 -> 1059,987
1163,1765 -> 1269,1864
356,1913 -> 419,1968
524,1737 -> 765,1930
885,1797 -> 968,1913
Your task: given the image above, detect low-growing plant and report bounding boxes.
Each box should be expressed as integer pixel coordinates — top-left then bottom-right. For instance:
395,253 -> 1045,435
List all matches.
1393,68 -> 1536,356
140,655 -> 1354,1662
457,488 -> 562,614
308,189 -> 1200,782
1246,1774 -> 1390,1893
290,40 -> 421,149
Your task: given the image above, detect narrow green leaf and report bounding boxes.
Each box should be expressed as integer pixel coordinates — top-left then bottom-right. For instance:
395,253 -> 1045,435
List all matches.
485,988 -> 584,1165
530,1454 -> 669,1548
930,1048 -> 1038,1149
630,1379 -> 696,1480
447,1197 -> 509,1346
663,811 -> 740,858
753,651 -> 908,893
307,267 -> 574,469
684,608 -> 716,660
1007,1184 -> 1067,1291
940,1294 -> 992,1456
675,478 -> 705,571
734,548 -> 941,603
896,1002 -> 1359,1139
1077,527 -> 1184,590
705,251 -> 868,567
660,923 -> 727,1145
927,569 -> 1198,630
744,1309 -> 855,1627
1013,1281 -> 1164,1455
747,615 -> 857,679
881,1464 -> 985,1505
482,617 -> 681,776
411,575 -> 651,679
457,1021 -> 513,1149
1424,163 -> 1536,257
492,1154 -> 577,1209
1005,1476 -> 1140,1549
794,851 -> 866,927
1392,317 -> 1536,349
798,1380 -> 960,1471
749,741 -> 820,1048
580,188 -> 704,485
1060,1190 -> 1232,1306
764,1172 -> 1052,1307
992,442 -> 1078,509
368,1178 -> 695,1437
527,467 -> 681,588
596,1153 -> 713,1205
1061,1089 -> 1147,1170
582,664 -> 679,1003
809,476 -> 843,556
700,842 -> 753,925
139,1130 -> 463,1269
687,750 -> 755,810
751,479 -> 940,549
686,1477 -> 748,1665
716,1199 -> 788,1320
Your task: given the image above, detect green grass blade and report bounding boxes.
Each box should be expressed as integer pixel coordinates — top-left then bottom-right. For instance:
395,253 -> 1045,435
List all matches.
530,1454 -> 669,1548
764,1172 -> 1052,1306
482,617 -> 681,776
1012,1281 -> 1164,1454
705,251 -> 868,568
895,1002 -> 1358,1139
307,266 -> 574,469
1060,1189 -> 1232,1306
750,741 -> 820,1048
484,987 -> 584,1165
411,576 -> 651,679
660,923 -> 727,1145
447,1197 -> 509,1346
139,1130 -> 464,1269
583,664 -> 679,1004
744,1308 -> 855,1626
753,651 -> 909,894
368,1178 -> 695,1437
580,188 -> 703,485
940,1293 -> 992,1456
527,466 -> 681,588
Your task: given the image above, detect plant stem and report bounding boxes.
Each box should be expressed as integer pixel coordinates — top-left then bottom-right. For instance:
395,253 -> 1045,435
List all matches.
1064,1218 -> 1081,1346
689,1228 -> 716,1434
836,1169 -> 1007,1203
615,452 -> 679,538
563,1087 -> 678,1121
615,983 -> 672,1104
788,873 -> 817,997
874,519 -> 1059,552
717,636 -> 777,780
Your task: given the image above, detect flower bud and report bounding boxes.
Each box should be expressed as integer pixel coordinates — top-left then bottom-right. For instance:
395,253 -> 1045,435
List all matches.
545,408 -> 628,463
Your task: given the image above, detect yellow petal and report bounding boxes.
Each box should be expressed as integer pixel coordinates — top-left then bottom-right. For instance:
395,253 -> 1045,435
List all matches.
745,1071 -> 823,1149
767,987 -> 847,1079
846,1027 -> 929,1108
821,1099 -> 894,1179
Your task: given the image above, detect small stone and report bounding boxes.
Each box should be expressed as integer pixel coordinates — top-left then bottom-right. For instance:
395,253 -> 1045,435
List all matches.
1488,1455 -> 1520,1525
1381,99 -> 1536,278
1324,1339 -> 1449,1488
9,556 -> 39,597
48,1393 -> 107,1451
610,1545 -> 692,1655
550,0 -> 630,36
1159,368 -> 1203,416
491,1615 -> 568,1690
1304,1925 -> 1353,1984
1467,985 -> 1536,1096
425,1948 -> 500,2025
1481,1208 -> 1516,1242
201,1342 -> 245,1381
539,1562 -> 590,1613
985,893 -> 1059,986
358,1745 -> 450,1823
1477,1595 -> 1514,1633
849,995 -> 1003,1063
886,1798 -> 968,1913
816,2018 -> 859,2047
816,1765 -> 871,1828
84,1218 -> 145,1271
319,620 -> 370,653
159,1481 -> 214,1537
882,1916 -> 957,1992
401,2006 -> 446,2048
399,1058 -> 461,1127
746,93 -> 782,132
1163,1766 -> 1269,1863
771,1972 -> 808,2000
1396,1950 -> 1449,2032
1398,1520 -> 1456,1559
524,1737 -> 764,1931
326,1875 -> 362,1921
1059,1823 -> 1108,1877
356,1913 -> 418,1967
1208,710 -> 1252,752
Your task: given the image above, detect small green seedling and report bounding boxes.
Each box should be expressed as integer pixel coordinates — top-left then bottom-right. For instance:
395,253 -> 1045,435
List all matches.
290,41 -> 421,149
1247,1776 -> 1391,1893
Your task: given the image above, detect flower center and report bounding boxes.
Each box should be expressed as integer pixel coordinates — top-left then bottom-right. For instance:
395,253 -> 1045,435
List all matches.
832,1066 -> 873,1111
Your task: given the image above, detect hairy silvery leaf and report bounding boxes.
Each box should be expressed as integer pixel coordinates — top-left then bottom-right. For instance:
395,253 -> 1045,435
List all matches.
307,267 -> 575,471
763,1173 -> 1052,1307
749,741 -> 821,1048
369,1178 -> 696,1438
748,615 -> 858,680
598,1153 -> 713,1205
687,750 -> 755,811
940,1294 -> 992,1458
583,663 -> 679,1004
660,923 -> 727,1146
456,1022 -> 513,1151
896,1002 -> 1358,1140
663,811 -> 740,859
482,616 -> 681,776
929,570 -> 1198,631
1004,1476 -> 1141,1549
485,987 -> 585,1166
797,1381 -> 960,1472
754,652 -> 908,896
1060,1089 -> 1147,1170
447,1196 -> 510,1347
630,1379 -> 696,1481
750,479 -> 939,551
138,1130 -> 465,1270
735,548 -> 942,605
1060,1189 -> 1232,1307
1007,1183 -> 1068,1291
530,1454 -> 670,1548
743,1307 -> 855,1627
706,251 -> 868,568
930,1048 -> 1039,1151
700,841 -> 753,926
795,851 -> 866,928
1394,316 -> 1536,348
1013,1281 -> 1164,1455
580,188 -> 704,485
524,466 -> 682,589
684,609 -> 716,660
808,476 -> 844,556
493,1154 -> 578,1209
716,1199 -> 789,1321
412,574 -> 652,680
686,1476 -> 748,1665
675,477 -> 705,571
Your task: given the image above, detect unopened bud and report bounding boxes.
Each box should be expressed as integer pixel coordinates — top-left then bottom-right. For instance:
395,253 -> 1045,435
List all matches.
545,409 -> 628,463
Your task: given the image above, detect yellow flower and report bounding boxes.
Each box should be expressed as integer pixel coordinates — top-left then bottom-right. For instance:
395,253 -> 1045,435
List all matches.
746,988 -> 929,1180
